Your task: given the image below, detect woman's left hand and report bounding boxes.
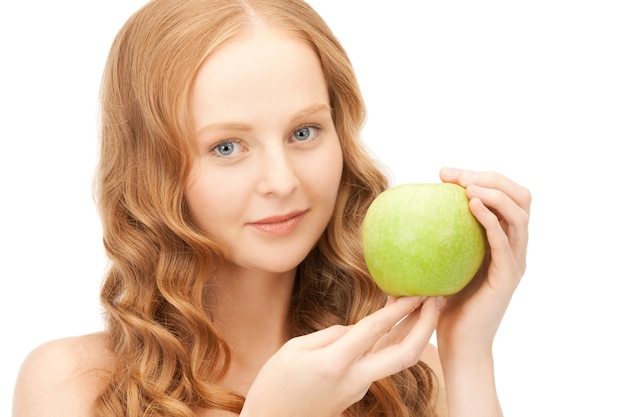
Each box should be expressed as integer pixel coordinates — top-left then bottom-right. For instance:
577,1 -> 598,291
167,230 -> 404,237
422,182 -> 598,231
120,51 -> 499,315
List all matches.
436,167 -> 531,356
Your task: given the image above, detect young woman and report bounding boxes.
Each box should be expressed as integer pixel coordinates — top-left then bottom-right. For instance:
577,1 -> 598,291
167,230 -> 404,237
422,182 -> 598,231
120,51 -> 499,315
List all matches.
12,1 -> 531,416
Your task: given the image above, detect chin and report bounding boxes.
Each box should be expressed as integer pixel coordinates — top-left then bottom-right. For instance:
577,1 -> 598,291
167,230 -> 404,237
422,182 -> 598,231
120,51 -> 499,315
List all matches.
224,250 -> 310,276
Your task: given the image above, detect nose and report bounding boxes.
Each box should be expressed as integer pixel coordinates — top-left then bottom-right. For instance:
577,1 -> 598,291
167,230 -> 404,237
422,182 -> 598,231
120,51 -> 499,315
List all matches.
256,147 -> 299,197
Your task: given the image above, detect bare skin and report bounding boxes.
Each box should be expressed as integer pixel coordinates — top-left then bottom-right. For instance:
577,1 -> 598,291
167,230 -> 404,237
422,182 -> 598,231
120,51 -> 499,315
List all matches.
13,172 -> 527,417
13,25 -> 529,417
13,166 -> 529,417
12,320 -> 445,417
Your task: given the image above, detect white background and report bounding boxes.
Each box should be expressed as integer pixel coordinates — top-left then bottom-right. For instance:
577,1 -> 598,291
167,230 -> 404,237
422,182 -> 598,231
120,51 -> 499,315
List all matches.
1,1 -> 624,416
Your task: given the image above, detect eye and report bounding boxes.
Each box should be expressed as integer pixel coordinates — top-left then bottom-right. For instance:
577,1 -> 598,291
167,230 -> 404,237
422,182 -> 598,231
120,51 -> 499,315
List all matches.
209,139 -> 245,157
291,124 -> 321,142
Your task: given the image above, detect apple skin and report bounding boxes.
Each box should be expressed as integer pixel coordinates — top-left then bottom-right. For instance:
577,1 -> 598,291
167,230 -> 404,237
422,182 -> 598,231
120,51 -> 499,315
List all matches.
362,183 -> 487,296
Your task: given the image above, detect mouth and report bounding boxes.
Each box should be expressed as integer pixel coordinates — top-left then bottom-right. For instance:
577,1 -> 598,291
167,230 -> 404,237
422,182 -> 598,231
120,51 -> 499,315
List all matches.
247,210 -> 308,235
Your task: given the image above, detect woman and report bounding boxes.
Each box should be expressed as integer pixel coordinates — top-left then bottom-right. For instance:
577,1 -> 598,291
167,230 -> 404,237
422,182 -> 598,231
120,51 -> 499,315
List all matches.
12,0 -> 531,416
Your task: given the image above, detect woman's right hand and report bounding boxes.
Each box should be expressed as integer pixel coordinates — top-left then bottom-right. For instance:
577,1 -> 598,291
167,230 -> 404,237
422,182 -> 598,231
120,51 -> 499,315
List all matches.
240,296 -> 441,417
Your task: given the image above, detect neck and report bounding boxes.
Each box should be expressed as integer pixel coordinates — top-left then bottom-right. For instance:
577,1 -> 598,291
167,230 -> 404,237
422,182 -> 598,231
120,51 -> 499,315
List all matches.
206,263 -> 296,387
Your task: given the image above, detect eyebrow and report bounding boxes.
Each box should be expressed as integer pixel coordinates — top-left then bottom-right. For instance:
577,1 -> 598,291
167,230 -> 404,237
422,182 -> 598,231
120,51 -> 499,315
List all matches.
196,103 -> 331,135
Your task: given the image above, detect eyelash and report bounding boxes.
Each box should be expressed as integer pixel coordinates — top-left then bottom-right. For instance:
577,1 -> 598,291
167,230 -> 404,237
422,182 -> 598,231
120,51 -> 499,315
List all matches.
291,123 -> 322,142
208,138 -> 245,158
207,123 -> 323,157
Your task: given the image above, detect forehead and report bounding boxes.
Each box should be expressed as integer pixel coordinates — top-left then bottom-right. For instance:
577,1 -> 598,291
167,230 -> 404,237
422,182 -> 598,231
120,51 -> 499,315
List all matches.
190,27 -> 329,126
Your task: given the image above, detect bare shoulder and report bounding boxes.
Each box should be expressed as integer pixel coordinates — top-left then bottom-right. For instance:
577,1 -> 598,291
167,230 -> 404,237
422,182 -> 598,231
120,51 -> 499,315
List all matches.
13,333 -> 114,417
421,342 -> 448,417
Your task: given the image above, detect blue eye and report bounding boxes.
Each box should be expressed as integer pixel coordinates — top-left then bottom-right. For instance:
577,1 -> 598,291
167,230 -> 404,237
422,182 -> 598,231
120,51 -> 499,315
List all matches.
292,124 -> 321,142
209,139 -> 244,157
294,127 -> 311,141
216,141 -> 235,155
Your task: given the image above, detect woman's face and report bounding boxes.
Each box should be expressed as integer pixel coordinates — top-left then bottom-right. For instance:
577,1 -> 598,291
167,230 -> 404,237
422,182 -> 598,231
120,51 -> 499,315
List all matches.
185,27 -> 343,275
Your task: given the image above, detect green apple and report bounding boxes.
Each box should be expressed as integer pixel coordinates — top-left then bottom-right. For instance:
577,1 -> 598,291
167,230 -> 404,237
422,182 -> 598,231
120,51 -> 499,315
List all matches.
362,183 -> 487,296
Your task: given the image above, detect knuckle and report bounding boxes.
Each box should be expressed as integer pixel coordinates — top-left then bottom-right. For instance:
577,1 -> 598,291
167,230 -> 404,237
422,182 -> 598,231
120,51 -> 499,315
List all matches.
356,314 -> 389,340
484,170 -> 499,180
519,186 -> 532,209
281,335 -> 304,351
368,319 -> 392,340
316,358 -> 347,380
519,209 -> 530,227
399,349 -> 422,370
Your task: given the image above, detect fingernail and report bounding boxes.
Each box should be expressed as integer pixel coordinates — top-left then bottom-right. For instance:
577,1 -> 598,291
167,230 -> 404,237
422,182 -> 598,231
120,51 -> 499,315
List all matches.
440,167 -> 457,178
409,296 -> 428,306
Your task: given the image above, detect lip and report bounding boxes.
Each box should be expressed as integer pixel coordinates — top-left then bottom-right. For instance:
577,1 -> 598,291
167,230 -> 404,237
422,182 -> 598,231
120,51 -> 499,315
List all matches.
247,210 -> 307,235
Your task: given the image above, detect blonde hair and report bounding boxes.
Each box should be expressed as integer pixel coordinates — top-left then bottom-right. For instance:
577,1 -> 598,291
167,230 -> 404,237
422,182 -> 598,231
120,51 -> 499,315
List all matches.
96,0 -> 436,416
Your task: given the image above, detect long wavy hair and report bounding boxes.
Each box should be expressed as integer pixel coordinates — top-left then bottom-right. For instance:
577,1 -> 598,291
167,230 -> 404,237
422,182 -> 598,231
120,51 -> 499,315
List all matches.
95,0 -> 437,416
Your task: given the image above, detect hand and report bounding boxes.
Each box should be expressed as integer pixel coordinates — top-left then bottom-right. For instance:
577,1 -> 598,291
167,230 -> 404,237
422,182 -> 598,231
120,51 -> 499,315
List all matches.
240,296 -> 441,417
437,168 -> 531,356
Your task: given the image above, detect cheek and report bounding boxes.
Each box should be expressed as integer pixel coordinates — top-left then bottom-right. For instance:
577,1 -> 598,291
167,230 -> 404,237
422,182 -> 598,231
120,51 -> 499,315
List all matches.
184,170 -> 243,234
305,140 -> 344,199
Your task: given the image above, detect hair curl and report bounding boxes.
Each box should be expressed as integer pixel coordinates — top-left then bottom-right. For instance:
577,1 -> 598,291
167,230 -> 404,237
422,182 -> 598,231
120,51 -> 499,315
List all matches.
95,0 -> 437,416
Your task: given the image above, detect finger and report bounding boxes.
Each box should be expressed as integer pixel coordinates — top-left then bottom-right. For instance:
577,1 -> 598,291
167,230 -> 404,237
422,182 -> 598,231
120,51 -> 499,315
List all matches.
469,197 -> 526,280
469,196 -> 511,251
371,296 -> 440,351
466,184 -> 529,234
440,167 -> 531,214
330,296 -> 426,362
358,296 -> 441,381
287,325 -> 351,350
467,184 -> 529,267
